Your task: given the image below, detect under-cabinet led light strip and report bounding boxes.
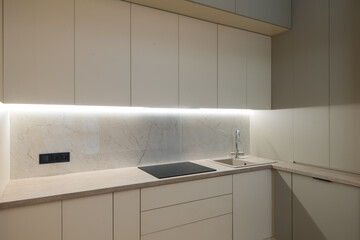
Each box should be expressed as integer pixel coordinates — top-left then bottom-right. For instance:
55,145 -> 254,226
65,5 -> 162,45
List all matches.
4,104 -> 251,115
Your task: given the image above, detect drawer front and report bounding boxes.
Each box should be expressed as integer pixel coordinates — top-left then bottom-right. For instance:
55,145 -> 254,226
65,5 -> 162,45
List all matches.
142,214 -> 232,240
141,175 -> 232,211
141,194 -> 232,235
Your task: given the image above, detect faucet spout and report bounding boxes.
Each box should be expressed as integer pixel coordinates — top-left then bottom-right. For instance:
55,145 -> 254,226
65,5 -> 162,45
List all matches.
234,130 -> 244,159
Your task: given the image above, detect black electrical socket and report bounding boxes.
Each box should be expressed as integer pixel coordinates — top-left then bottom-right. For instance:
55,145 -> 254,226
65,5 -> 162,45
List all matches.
39,152 -> 70,164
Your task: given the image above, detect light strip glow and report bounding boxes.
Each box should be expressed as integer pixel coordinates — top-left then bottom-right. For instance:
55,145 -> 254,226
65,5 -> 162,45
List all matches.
6,104 -> 251,115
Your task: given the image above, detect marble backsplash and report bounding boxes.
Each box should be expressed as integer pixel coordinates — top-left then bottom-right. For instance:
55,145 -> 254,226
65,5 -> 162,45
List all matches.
10,107 -> 250,179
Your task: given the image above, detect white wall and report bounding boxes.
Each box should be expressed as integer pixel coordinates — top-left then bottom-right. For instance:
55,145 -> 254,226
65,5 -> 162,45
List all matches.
0,104 -> 10,196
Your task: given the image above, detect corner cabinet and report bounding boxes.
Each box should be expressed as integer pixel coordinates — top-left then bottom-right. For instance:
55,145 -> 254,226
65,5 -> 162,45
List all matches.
233,169 -> 272,240
293,174 -> 360,240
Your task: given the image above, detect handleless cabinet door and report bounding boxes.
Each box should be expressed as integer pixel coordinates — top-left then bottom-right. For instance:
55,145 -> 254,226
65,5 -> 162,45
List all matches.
179,16 -> 217,108
0,202 -> 62,240
233,169 -> 272,240
246,32 -> 271,109
63,193 -> 113,240
131,5 -> 178,107
218,25 -> 247,109
293,174 -> 360,240
4,0 -> 75,104
114,190 -> 140,240
75,0 -> 130,106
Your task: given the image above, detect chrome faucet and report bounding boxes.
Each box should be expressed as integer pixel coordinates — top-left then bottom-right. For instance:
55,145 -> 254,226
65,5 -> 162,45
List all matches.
232,130 -> 244,159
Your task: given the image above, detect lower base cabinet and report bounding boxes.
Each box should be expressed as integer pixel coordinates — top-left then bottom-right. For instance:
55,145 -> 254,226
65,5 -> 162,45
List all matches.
63,193 -> 113,240
293,174 -> 360,240
233,169 -> 272,240
0,201 -> 62,240
142,214 -> 232,240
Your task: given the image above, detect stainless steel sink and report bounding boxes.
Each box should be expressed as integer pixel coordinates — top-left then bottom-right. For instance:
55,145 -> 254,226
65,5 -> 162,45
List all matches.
213,158 -> 257,168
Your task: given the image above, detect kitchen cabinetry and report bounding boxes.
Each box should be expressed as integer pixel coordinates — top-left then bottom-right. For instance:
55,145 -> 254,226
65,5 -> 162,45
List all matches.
4,0 -> 75,105
236,0 -> 291,28
233,169 -> 272,240
141,175 -> 232,239
293,174 -> 360,240
75,0 -> 130,106
329,0 -> 360,174
246,32 -> 271,109
131,5 -> 178,107
114,190 -> 140,240
218,25 -> 247,109
63,193 -> 113,240
179,16 -> 218,108
273,170 -> 292,240
190,0 -> 235,13
0,201 -> 62,240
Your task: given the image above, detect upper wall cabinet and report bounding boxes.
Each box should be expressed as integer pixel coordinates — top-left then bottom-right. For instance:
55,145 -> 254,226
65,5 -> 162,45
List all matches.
131,5 -> 179,108
236,0 -> 292,28
179,16 -> 218,108
126,0 -> 289,36
189,0 -> 236,13
4,0 -> 75,105
246,32 -> 271,109
218,25 -> 247,109
75,0 -> 130,106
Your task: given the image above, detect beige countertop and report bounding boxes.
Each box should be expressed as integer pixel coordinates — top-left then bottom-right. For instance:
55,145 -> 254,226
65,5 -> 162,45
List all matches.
0,156 -> 359,210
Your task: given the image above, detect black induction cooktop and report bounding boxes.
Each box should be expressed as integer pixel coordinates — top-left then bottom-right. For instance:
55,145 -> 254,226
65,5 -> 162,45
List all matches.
138,162 -> 216,179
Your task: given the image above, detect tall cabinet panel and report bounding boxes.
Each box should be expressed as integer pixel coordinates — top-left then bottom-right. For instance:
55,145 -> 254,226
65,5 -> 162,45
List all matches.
218,25 -> 247,109
131,5 -> 178,107
329,0 -> 360,174
293,174 -> 360,240
179,16 -> 217,108
0,0 -> 3,103
292,0 -> 330,168
246,32 -> 271,110
4,0 -> 75,104
75,0 -> 130,106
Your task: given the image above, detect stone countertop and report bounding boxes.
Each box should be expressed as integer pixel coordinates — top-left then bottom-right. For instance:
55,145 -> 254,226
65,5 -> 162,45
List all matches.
0,156 -> 359,210
0,156 -> 274,210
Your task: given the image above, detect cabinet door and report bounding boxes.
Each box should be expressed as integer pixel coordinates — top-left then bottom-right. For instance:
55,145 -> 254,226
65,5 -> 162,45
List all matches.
114,190 -> 140,240
63,193 -> 113,240
218,25 -> 247,109
179,16 -> 217,108
4,0 -> 74,104
293,174 -> 360,240
329,0 -> 360,174
273,170 -> 292,240
131,5 -> 178,107
142,214 -> 232,240
0,202 -> 62,240
235,0 -> 291,28
233,169 -> 272,240
75,0 -> 130,106
190,0 -> 235,13
246,32 -> 271,109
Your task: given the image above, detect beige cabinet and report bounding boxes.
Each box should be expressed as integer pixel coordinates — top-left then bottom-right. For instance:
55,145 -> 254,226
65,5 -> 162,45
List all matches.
273,170 -> 292,240
218,25 -> 247,109
179,16 -> 218,108
114,190 -> 140,240
293,174 -> 360,240
75,0 -> 130,106
0,201 -> 62,240
63,193 -> 113,240
4,0 -> 75,104
131,5 -> 179,107
141,175 -> 232,240
233,169 -> 272,240
246,32 -> 271,109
